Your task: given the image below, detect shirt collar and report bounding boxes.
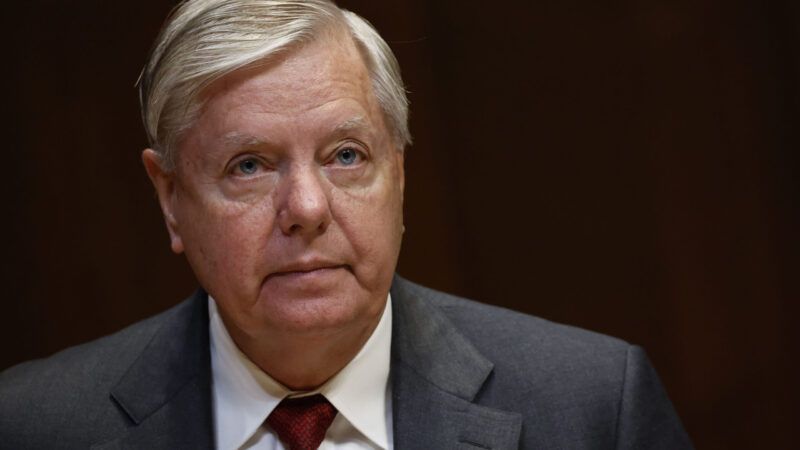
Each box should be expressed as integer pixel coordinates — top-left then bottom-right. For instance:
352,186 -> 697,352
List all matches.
209,294 -> 393,450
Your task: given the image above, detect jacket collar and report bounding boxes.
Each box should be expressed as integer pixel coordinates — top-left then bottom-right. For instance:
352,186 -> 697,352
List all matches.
390,276 -> 522,450
94,290 -> 214,450
95,278 -> 523,449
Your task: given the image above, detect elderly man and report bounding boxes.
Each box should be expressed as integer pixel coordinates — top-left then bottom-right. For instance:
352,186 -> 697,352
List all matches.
0,1 -> 692,449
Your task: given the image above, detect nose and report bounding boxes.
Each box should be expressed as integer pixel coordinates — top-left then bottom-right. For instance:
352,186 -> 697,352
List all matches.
276,164 -> 332,236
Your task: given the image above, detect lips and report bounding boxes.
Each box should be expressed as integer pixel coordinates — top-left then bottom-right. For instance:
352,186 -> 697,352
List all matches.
265,261 -> 350,281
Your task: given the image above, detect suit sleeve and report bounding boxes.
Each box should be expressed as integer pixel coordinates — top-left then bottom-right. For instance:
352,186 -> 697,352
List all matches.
615,345 -> 694,450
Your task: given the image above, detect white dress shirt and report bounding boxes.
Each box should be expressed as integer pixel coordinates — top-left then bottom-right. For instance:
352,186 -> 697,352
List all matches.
209,294 -> 394,450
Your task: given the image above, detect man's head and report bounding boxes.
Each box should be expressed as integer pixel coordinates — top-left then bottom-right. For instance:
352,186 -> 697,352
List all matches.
139,0 -> 408,381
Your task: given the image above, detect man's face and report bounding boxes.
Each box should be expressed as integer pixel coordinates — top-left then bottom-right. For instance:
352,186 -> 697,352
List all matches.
147,30 -> 404,342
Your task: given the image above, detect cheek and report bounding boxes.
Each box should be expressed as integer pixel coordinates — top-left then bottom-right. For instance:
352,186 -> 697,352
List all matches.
177,192 -> 277,291
332,169 -> 404,278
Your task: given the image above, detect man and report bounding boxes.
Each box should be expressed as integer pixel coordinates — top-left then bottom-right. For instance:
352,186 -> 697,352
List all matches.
0,0 -> 692,449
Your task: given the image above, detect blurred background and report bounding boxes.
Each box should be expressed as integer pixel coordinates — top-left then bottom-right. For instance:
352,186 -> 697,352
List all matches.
1,1 -> 797,448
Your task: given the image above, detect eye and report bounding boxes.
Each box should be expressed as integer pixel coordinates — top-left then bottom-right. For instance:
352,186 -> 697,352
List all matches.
234,158 -> 261,175
335,147 -> 361,166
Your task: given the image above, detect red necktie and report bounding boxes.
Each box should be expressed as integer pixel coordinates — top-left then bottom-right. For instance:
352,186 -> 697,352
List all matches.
267,394 -> 338,450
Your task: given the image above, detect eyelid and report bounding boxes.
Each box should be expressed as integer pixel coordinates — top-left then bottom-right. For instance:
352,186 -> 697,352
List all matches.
329,140 -> 368,164
227,153 -> 270,176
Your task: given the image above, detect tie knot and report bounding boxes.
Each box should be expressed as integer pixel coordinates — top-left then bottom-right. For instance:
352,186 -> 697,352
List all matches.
267,394 -> 338,450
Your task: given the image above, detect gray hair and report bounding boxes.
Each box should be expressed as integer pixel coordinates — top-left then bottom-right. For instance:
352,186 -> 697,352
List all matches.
138,0 -> 411,169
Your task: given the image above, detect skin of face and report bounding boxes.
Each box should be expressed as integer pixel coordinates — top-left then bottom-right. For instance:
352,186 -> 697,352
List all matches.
142,27 -> 405,387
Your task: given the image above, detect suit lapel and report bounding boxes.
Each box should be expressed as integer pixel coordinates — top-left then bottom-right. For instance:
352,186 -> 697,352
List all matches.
93,290 -> 214,450
390,278 -> 522,450
93,279 -> 522,449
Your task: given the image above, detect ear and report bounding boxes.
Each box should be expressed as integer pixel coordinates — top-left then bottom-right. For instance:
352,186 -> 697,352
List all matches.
142,149 -> 185,254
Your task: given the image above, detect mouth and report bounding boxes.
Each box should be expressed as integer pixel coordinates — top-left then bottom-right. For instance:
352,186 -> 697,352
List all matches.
265,263 -> 350,281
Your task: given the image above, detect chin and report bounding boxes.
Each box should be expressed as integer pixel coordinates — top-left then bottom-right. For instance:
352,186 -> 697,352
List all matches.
253,293 -> 377,337
253,273 -> 384,335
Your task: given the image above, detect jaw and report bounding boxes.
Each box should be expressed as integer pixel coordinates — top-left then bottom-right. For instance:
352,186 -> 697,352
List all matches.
218,287 -> 387,391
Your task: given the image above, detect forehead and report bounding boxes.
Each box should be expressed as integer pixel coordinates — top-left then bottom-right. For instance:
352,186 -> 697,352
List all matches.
197,30 -> 377,123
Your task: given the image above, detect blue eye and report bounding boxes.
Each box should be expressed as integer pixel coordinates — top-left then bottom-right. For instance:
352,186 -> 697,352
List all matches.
336,147 -> 359,166
237,158 -> 259,175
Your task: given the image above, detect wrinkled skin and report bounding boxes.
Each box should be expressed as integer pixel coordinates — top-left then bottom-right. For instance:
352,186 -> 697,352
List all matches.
143,28 -> 405,388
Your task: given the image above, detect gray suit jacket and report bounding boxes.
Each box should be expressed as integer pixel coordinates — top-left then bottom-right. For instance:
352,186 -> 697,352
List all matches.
0,276 -> 692,449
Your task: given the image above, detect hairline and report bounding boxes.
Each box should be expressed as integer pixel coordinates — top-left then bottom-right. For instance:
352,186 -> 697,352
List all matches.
140,3 -> 409,171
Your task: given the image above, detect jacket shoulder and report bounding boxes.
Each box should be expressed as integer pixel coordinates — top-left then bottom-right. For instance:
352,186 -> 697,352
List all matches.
0,296 -> 196,447
394,278 -> 632,407
393,277 -> 692,449
396,277 -> 630,362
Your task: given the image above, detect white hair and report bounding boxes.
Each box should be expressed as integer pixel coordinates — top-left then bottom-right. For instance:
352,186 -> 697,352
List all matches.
138,0 -> 411,168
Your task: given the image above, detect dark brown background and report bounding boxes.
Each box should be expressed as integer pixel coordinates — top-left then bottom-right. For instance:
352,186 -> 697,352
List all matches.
1,1 -> 798,448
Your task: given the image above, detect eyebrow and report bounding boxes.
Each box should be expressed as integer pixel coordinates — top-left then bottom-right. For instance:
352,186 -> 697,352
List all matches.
333,116 -> 370,134
221,131 -> 267,149
219,116 -> 371,149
